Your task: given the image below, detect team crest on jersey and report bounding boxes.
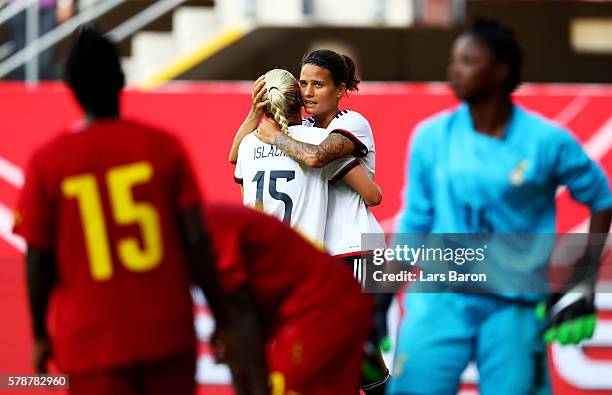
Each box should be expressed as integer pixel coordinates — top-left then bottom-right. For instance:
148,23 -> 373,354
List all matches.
509,160 -> 528,187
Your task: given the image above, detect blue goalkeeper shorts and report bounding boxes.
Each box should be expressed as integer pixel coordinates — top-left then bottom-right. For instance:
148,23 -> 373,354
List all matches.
387,292 -> 551,395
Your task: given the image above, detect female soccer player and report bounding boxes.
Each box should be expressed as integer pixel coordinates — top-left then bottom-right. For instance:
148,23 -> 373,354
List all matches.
234,68 -> 381,247
231,50 -> 385,260
14,27 -> 262,395
388,19 -> 612,395
207,202 -> 372,395
230,50 -> 390,395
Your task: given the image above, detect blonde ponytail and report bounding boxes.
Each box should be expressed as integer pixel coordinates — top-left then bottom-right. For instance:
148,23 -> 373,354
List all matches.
264,69 -> 301,136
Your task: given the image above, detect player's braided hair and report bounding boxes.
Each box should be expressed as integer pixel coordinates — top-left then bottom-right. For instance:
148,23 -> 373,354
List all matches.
263,69 -> 301,136
469,18 -> 523,96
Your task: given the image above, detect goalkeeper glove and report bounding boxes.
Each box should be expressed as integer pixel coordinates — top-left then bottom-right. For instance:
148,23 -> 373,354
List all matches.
537,283 -> 597,345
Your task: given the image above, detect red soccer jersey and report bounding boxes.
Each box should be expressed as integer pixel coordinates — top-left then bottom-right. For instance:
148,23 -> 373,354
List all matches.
14,119 -> 201,373
205,203 -> 364,333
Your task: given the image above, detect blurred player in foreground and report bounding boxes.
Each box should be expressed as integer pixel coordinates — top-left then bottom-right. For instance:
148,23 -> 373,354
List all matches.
388,18 -> 612,395
207,203 -> 372,395
13,27 -> 258,395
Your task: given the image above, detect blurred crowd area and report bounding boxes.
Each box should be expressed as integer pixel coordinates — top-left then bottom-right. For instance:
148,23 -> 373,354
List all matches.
0,0 -> 610,84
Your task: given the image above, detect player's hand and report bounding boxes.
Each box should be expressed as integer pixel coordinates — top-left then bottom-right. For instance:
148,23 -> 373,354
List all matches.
537,284 -> 597,346
250,76 -> 269,119
33,338 -> 52,373
255,117 -> 283,145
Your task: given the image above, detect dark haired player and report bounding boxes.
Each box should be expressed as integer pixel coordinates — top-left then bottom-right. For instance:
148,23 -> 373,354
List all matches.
231,50 -> 385,260
388,19 -> 612,395
13,27 -> 262,395
245,49 -> 391,395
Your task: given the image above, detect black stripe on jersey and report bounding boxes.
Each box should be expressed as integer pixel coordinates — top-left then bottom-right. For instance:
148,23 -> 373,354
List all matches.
234,176 -> 243,185
334,250 -> 374,259
334,110 -> 348,119
329,158 -> 360,185
330,129 -> 368,158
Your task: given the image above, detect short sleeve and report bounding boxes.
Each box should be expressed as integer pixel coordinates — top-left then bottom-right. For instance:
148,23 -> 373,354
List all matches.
329,112 -> 373,158
13,155 -> 55,249
173,142 -> 202,210
553,130 -> 612,212
396,124 -> 435,233
233,138 -> 246,185
234,154 -> 244,185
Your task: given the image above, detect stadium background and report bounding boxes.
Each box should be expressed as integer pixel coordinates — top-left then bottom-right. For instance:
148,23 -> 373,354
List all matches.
1,0 -> 611,394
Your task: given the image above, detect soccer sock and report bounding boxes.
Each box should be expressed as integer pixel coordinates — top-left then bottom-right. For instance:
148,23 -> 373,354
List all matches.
360,369 -> 390,395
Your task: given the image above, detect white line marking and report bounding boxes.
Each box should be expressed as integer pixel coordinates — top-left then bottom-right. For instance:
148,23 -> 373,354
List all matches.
583,115 -> 612,162
0,155 -> 24,188
554,95 -> 590,125
0,201 -> 25,253
556,114 -> 612,199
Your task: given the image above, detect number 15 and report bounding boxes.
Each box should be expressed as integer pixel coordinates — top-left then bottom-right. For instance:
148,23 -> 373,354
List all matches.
62,161 -> 163,281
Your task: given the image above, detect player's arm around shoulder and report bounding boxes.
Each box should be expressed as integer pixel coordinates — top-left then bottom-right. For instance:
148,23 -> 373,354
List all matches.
255,117 -> 358,168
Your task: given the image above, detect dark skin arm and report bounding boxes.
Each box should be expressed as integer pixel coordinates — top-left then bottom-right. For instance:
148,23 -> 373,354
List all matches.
215,288 -> 269,395
178,207 -> 268,395
177,205 -> 224,320
26,247 -> 56,373
255,117 -> 356,168
569,207 -> 612,288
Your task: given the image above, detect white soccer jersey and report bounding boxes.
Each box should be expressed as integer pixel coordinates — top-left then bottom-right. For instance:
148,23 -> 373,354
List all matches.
234,125 -> 342,246
323,110 -> 386,256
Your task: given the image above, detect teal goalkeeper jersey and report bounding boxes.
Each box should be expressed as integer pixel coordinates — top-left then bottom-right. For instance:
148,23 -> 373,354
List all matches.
396,104 -> 612,296
398,104 -> 612,234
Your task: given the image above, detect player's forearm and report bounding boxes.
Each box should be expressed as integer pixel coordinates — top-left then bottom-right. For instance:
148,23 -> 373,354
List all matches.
362,182 -> 382,207
272,133 -> 334,168
587,207 -> 612,270
26,248 -> 56,341
590,207 -> 612,234
190,234 -> 224,319
229,111 -> 260,164
571,207 -> 612,287
343,165 -> 382,206
224,289 -> 269,395
178,206 -> 225,320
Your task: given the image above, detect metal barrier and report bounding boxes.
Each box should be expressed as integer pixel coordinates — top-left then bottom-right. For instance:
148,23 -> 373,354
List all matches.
0,0 -> 126,83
